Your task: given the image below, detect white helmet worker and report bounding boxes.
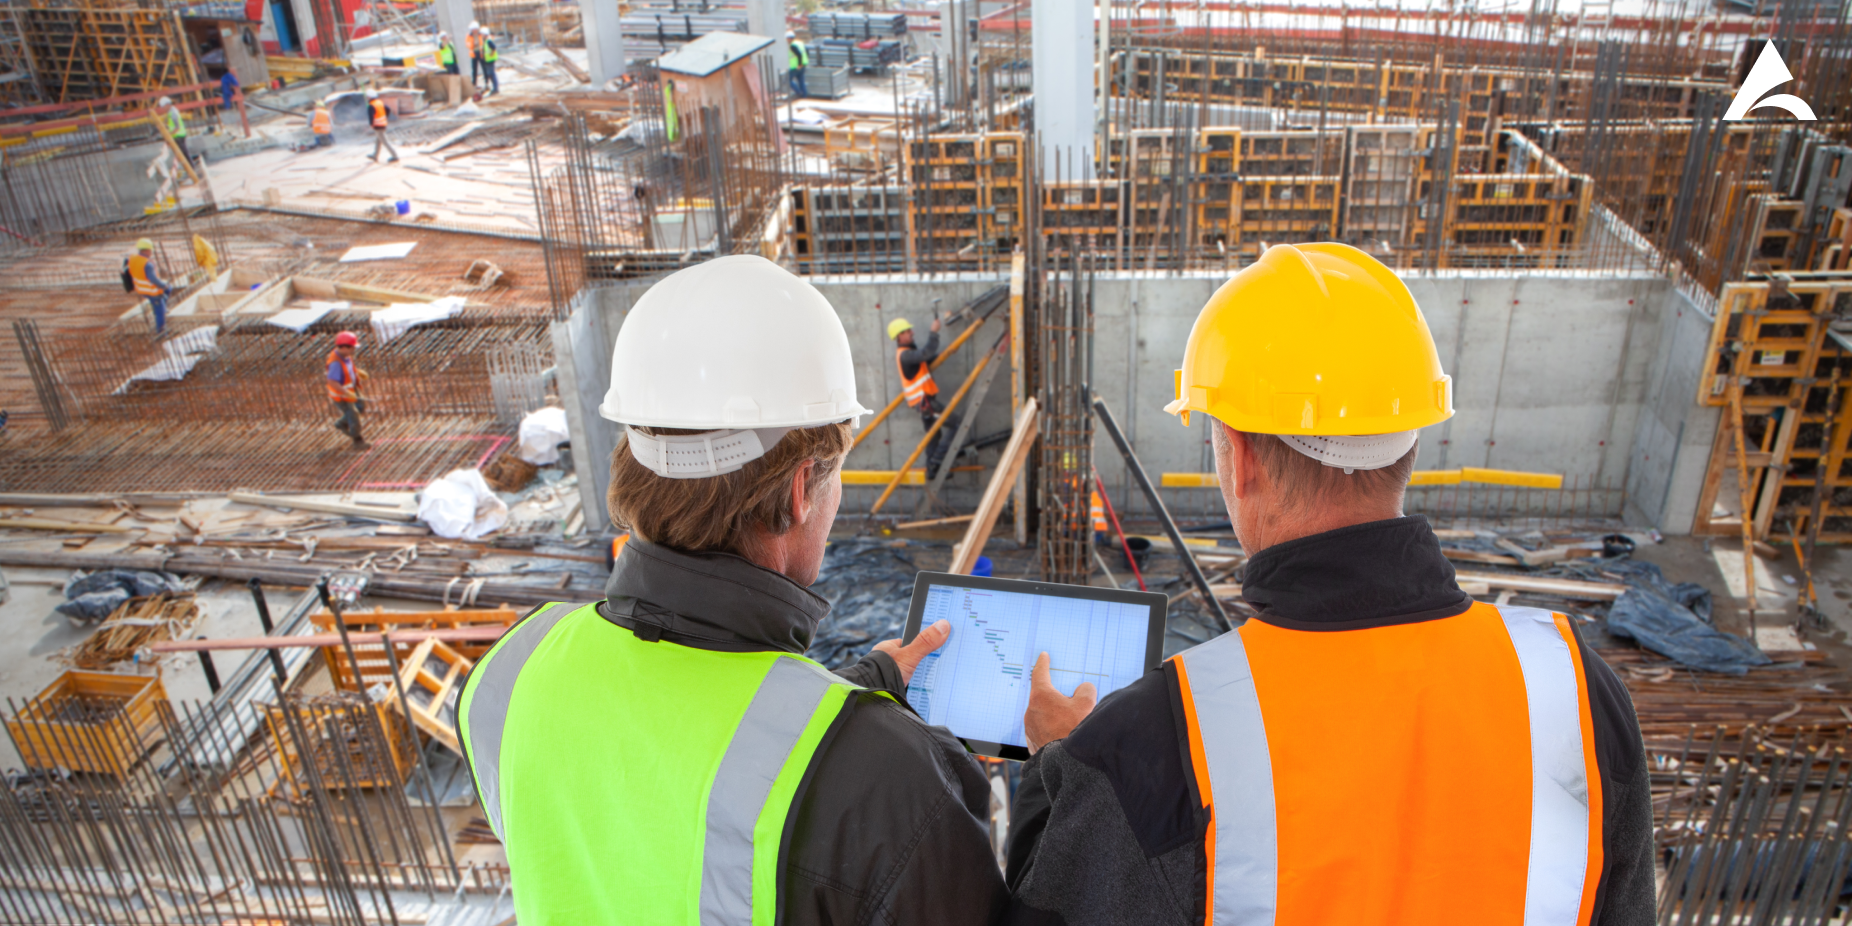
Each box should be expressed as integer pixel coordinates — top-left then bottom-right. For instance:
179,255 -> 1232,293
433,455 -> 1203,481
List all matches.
157,96 -> 173,107
365,88 -> 379,99
600,255 -> 871,478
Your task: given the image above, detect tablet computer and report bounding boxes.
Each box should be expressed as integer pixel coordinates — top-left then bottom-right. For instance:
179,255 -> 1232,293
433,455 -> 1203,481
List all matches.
899,571 -> 1167,760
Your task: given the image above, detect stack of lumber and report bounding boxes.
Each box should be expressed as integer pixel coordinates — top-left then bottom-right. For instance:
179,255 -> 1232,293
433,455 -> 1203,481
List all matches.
66,592 -> 200,670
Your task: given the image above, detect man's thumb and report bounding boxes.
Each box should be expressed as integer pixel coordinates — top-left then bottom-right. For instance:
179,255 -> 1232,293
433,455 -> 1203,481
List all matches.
1074,682 -> 1098,706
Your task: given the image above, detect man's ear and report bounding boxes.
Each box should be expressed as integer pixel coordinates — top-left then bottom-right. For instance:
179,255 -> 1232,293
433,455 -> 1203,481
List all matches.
1226,424 -> 1264,502
788,458 -> 815,526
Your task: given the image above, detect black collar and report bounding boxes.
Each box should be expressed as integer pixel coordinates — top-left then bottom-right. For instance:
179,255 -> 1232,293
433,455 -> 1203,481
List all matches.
1240,516 -> 1473,631
598,538 -> 830,653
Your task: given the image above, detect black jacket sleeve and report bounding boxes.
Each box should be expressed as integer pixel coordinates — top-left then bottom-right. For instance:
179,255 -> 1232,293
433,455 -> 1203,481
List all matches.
781,690 -> 1009,926
897,330 -> 941,380
831,650 -> 906,697
1573,625 -> 1656,926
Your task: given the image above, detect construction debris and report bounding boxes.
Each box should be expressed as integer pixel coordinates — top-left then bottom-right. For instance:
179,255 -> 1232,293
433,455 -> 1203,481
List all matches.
65,591 -> 200,669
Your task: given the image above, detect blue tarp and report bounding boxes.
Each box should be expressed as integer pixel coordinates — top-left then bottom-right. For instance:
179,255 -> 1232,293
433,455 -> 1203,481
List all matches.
1598,559 -> 1770,675
806,538 -> 923,670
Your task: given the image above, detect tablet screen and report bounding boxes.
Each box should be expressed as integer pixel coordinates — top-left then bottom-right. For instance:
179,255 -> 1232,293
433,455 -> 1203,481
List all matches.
904,577 -> 1158,753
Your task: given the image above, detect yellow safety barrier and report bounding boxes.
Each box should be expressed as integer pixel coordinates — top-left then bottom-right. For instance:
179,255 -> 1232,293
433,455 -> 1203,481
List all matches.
841,469 -> 925,486
1161,467 -> 1564,490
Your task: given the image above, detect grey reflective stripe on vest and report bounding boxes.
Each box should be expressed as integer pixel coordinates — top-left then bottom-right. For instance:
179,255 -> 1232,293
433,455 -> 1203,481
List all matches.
699,656 -> 846,926
1493,604 -> 1593,926
1175,627 -> 1278,925
463,602 -> 576,838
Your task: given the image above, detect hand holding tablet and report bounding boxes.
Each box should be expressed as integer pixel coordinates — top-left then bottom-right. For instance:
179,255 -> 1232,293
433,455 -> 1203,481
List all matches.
899,571 -> 1167,760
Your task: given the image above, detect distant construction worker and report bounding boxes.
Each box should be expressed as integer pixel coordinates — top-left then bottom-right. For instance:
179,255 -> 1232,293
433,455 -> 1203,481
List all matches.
889,315 -> 961,477
457,255 -> 1008,926
466,22 -> 484,89
326,330 -> 368,447
1006,242 -> 1655,925
156,96 -> 191,164
437,31 -> 459,76
365,89 -> 399,163
219,70 -> 240,123
478,26 -> 500,96
309,99 -> 333,147
787,30 -> 809,98
125,238 -> 174,334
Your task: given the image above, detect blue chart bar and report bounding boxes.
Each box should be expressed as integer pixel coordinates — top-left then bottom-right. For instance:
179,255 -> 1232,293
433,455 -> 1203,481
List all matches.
906,583 -> 1150,747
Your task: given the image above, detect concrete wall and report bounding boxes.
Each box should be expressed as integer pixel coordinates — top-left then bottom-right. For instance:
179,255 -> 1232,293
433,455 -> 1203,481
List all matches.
554,267 -> 1723,533
1623,289 -> 1722,533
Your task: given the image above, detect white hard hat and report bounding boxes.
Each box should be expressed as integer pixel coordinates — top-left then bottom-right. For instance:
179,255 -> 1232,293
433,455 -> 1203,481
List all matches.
785,30 -> 796,38
365,88 -> 379,98
469,19 -> 479,28
600,255 -> 870,477
157,96 -> 173,106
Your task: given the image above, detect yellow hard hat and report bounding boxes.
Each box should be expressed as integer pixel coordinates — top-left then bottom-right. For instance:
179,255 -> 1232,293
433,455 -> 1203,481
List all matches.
135,238 -> 155,251
886,318 -> 914,340
1165,242 -> 1452,435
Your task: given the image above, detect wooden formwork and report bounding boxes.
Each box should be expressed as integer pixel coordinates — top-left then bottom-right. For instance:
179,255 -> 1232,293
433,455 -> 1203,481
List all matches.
392,638 -> 473,756
18,6 -> 199,104
5,671 -> 166,776
1692,276 -> 1852,542
311,606 -> 518,691
262,693 -> 414,796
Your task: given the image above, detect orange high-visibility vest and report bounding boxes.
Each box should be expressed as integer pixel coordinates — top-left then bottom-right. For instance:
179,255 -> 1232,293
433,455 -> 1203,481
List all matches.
896,347 -> 938,408
1173,601 -> 1603,926
311,108 -> 332,134
327,349 -> 359,402
1090,490 -> 1107,533
127,254 -> 163,296
467,31 -> 483,56
369,99 -> 389,129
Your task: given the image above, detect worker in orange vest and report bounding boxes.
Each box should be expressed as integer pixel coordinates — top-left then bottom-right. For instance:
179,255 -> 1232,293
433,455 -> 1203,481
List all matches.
326,330 -> 369,447
889,315 -> 961,477
309,99 -> 333,147
465,22 -> 484,89
1007,243 -> 1654,925
124,237 -> 174,334
365,89 -> 399,163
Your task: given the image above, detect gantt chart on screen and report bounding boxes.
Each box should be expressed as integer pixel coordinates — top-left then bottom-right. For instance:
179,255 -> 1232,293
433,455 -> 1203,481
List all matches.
905,583 -> 1150,748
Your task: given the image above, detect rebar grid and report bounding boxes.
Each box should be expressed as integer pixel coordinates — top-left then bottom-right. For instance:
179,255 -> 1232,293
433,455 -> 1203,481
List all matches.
1036,254 -> 1095,586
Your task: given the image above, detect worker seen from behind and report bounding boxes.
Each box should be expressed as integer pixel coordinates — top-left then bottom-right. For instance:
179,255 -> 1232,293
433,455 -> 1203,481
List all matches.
466,22 -> 484,89
219,70 -> 240,123
787,30 -> 809,98
1006,242 -> 1654,925
124,238 -> 174,334
156,96 -> 191,164
326,330 -> 368,448
890,315 -> 962,477
478,26 -> 500,96
366,89 -> 399,163
437,31 -> 459,76
309,99 -> 333,147
457,255 -> 1009,926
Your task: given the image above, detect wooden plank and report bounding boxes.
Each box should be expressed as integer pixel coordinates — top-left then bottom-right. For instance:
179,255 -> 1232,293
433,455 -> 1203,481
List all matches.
1451,571 -> 1626,600
0,517 -> 134,533
949,399 -> 1038,575
545,46 -> 590,82
895,514 -> 975,530
227,492 -> 417,522
149,626 -> 507,653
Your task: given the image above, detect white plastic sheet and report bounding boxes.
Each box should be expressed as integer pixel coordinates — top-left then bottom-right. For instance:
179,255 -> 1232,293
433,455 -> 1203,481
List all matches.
371,296 -> 465,344
417,468 -> 509,540
339,242 -> 418,262
265,301 -> 347,333
114,326 -> 220,393
516,406 -> 571,465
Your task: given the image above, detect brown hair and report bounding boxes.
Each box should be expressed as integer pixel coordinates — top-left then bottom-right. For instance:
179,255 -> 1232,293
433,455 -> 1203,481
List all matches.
607,422 -> 852,554
1215,424 -> 1417,513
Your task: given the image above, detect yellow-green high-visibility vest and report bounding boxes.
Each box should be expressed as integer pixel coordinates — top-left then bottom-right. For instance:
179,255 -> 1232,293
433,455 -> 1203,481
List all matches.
166,107 -> 187,139
438,42 -> 455,66
458,601 -> 877,926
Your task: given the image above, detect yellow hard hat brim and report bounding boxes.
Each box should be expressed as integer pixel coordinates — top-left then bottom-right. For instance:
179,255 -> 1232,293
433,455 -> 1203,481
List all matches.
887,319 -> 913,340
1169,242 -> 1453,435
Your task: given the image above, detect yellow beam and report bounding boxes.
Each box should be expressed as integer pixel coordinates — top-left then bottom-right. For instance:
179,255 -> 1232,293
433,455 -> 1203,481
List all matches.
1160,468 -> 1564,489
842,469 -> 924,486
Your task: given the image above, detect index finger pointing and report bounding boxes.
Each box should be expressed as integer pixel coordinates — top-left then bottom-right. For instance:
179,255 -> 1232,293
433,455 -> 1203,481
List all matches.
1030,651 -> 1052,690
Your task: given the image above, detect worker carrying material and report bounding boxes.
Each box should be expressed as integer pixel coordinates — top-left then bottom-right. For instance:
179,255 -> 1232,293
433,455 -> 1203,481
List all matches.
124,238 -> 174,334
890,315 -> 962,476
437,31 -> 459,75
1005,242 -> 1655,925
326,330 -> 368,447
309,100 -> 333,147
365,89 -> 399,163
156,96 -> 190,164
458,255 -> 1009,925
787,29 -> 809,98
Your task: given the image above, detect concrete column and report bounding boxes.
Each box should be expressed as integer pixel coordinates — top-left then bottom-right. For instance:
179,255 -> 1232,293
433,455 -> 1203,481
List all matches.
431,0 -> 472,47
581,0 -> 626,86
745,0 -> 787,89
1032,0 -> 1094,178
944,0 -> 971,109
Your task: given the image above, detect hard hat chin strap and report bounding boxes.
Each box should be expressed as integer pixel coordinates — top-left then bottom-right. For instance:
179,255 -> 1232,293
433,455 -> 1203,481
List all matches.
1276,431 -> 1418,475
626,427 -> 795,479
